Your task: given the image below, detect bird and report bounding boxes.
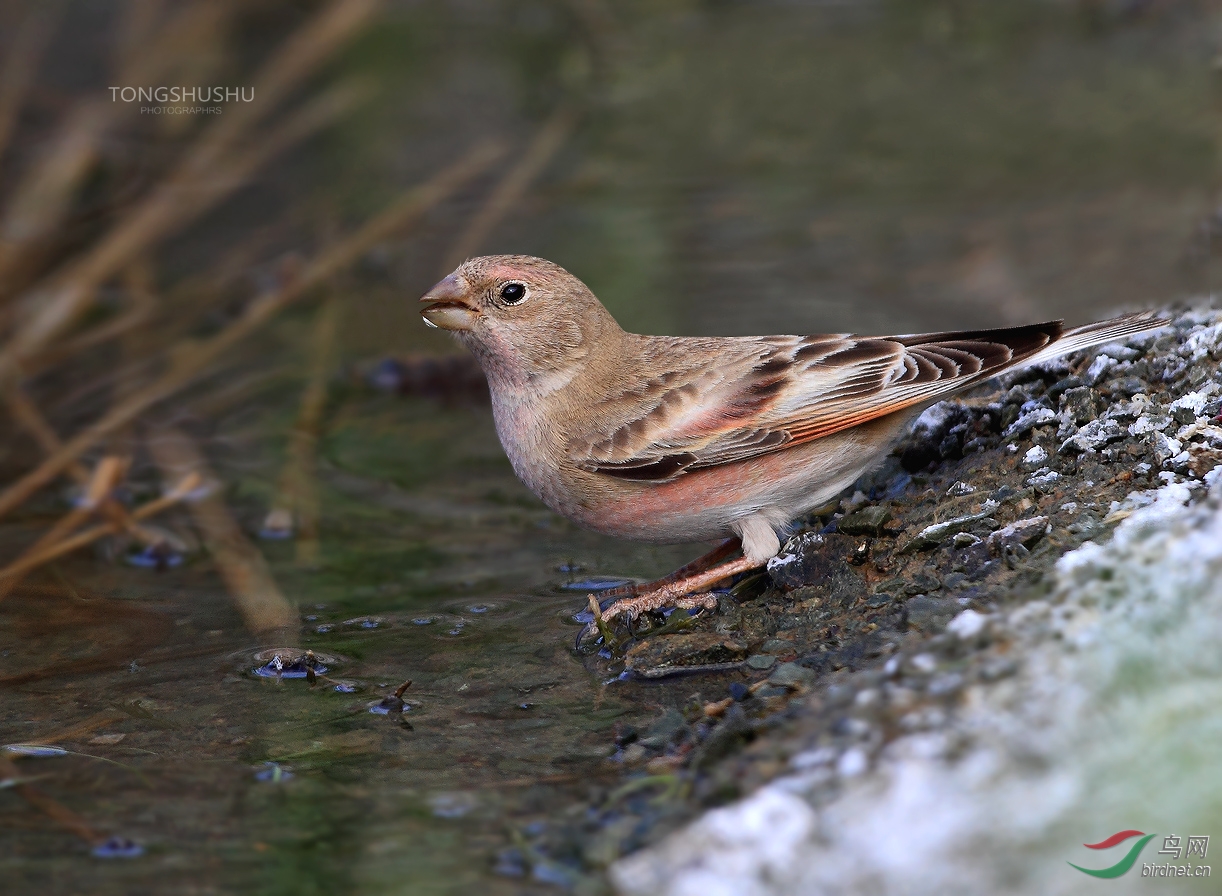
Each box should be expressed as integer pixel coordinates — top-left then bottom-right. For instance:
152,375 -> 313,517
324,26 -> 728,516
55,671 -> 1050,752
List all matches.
420,255 -> 1164,640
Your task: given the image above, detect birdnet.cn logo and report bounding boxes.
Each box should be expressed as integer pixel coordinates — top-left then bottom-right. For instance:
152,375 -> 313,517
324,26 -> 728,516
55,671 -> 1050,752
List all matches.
1068,830 -> 1211,879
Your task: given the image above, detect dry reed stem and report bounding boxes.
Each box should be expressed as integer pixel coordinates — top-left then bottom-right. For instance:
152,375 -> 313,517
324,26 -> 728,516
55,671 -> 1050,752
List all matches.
0,754 -> 105,847
0,471 -> 199,593
32,708 -> 129,745
0,2 -> 232,298
176,0 -> 379,180
0,140 -> 503,522
0,457 -> 129,600
0,79 -> 367,379
440,104 -> 578,274
147,428 -> 296,635
1,383 -> 92,484
22,278 -> 155,375
0,2 -> 63,169
1,383 -> 163,549
265,296 -> 340,564
0,0 -> 375,366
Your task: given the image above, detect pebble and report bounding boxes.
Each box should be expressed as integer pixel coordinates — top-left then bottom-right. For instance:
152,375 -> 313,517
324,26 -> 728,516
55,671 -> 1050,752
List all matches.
899,512 -> 989,552
947,609 -> 988,640
1129,413 -> 1172,437
1019,445 -> 1048,470
1060,386 -> 1101,425
837,505 -> 893,535
769,662 -> 816,689
987,517 -> 1049,555
836,747 -> 869,778
1151,432 -> 1183,465
1003,407 -> 1057,440
1025,468 -> 1061,493
746,654 -> 777,670
1060,418 -> 1125,453
758,639 -> 792,654
1084,354 -> 1118,385
624,634 -> 748,678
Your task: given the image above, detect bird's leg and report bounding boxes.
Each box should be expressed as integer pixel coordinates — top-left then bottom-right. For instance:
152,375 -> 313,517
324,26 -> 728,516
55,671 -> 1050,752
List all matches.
591,538 -> 741,606
579,553 -> 762,645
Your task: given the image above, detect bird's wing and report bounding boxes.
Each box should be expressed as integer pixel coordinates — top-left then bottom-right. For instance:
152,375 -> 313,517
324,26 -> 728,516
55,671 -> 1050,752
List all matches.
571,318 -> 1141,482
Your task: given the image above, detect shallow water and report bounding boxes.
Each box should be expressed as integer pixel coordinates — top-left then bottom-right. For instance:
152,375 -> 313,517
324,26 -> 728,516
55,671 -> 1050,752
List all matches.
0,389 -> 714,894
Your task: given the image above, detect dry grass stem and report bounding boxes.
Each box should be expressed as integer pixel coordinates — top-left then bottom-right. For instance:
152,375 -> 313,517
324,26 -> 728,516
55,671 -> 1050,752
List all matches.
0,469 -> 199,594
0,141 -> 500,522
32,709 -> 129,745
1,385 -> 162,549
0,3 -> 233,301
148,428 -> 296,635
0,0 -> 376,372
1,384 -> 92,484
0,457 -> 129,601
0,79 -> 367,379
0,2 -> 63,169
264,296 -> 340,563
0,754 -> 104,847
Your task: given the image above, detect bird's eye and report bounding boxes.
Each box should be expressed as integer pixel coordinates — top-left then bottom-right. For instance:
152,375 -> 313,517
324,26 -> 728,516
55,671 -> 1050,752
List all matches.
499,282 -> 527,305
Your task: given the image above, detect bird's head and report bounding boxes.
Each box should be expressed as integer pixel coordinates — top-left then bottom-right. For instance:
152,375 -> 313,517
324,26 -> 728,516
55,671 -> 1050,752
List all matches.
420,255 -> 618,388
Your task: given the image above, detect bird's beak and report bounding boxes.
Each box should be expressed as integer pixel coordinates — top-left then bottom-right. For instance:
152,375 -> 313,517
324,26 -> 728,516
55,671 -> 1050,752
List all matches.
420,274 -> 478,331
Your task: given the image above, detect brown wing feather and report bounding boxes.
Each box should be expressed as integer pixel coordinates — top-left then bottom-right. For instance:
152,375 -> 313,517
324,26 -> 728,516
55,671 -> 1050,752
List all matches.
578,320 -> 1106,482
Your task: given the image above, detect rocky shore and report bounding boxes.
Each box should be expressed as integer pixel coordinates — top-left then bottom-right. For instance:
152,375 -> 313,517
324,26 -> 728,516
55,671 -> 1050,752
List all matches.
560,306 -> 1222,894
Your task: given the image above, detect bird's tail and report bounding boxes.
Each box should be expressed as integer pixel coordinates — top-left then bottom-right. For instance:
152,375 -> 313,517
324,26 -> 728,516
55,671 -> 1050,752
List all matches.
1024,310 -> 1168,369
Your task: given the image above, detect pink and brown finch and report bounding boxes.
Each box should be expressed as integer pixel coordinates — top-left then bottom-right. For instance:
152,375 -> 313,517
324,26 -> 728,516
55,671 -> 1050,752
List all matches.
420,255 -> 1163,638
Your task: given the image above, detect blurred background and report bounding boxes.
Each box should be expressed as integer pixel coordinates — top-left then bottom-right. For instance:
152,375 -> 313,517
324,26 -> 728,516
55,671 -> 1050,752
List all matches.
1,1 -> 1220,893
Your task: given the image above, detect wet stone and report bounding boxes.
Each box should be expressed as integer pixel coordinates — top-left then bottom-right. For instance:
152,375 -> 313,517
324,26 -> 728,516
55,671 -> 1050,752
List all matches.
1060,418 -> 1125,453
691,705 -> 752,770
904,596 -> 959,631
1020,445 -> 1049,471
904,573 -> 942,595
1003,407 -> 1057,440
767,534 -> 863,596
1060,386 -> 1100,425
1047,375 -> 1084,401
761,638 -> 795,654
837,505 -> 892,536
769,662 -> 817,689
899,512 -> 989,553
987,517 -> 1049,555
624,634 -> 748,678
1107,376 -> 1147,398
746,654 -> 777,670
640,709 -> 688,748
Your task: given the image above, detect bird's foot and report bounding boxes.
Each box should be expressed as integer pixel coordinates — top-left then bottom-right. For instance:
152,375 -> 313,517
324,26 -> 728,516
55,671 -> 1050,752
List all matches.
587,538 -> 740,605
578,554 -> 761,647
